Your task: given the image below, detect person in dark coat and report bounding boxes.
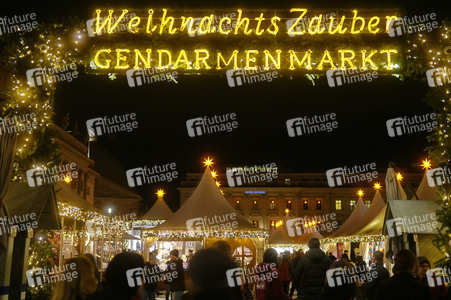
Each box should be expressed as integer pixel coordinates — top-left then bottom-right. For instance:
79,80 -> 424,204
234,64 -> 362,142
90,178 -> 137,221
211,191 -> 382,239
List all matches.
289,251 -> 302,297
278,254 -> 291,294
417,256 -> 448,300
294,238 -> 332,300
142,254 -> 160,300
319,260 -> 355,300
360,251 -> 389,300
375,249 -> 433,300
183,248 -> 240,300
168,249 -> 185,300
255,248 -> 292,300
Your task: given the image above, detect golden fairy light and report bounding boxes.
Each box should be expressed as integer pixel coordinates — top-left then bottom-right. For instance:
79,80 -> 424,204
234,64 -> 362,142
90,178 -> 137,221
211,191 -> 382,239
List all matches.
357,190 -> 364,197
396,173 -> 403,181
211,170 -> 218,178
373,183 -> 382,190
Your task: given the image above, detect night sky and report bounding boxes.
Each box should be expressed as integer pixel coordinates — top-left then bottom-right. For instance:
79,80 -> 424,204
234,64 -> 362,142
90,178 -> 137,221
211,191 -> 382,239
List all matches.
2,0 -> 446,212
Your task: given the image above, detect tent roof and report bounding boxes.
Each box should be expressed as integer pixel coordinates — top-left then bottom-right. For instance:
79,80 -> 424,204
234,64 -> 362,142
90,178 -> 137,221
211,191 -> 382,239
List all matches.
385,167 -> 407,201
54,182 -> 103,214
329,196 -> 368,238
383,200 -> 441,235
294,230 -> 324,244
152,167 -> 264,233
354,205 -> 387,235
141,195 -> 173,220
347,190 -> 386,236
415,173 -> 439,201
3,182 -> 61,230
269,225 -> 297,245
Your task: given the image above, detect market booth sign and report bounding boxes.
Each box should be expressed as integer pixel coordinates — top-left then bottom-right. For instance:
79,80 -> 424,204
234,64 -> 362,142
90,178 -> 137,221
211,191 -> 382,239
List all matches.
88,8 -> 403,73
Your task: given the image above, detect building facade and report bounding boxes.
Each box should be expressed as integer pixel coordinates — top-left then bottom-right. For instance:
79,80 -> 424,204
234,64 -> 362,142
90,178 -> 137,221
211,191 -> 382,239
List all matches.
179,171 -> 423,231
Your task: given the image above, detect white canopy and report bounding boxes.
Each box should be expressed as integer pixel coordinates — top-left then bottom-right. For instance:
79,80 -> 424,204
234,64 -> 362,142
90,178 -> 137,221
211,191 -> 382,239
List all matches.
385,167 -> 407,201
329,196 -> 368,238
347,190 -> 386,236
141,194 -> 173,220
269,225 -> 297,245
151,167 -> 264,233
414,173 -> 439,201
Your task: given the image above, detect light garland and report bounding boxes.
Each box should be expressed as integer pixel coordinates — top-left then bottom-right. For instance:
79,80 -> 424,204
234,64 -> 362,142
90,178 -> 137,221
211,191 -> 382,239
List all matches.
321,235 -> 385,244
143,230 -> 269,240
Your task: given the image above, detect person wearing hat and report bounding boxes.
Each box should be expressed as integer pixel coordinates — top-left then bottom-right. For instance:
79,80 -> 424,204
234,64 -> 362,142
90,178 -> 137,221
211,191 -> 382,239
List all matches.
142,254 -> 160,300
168,249 -> 185,300
417,256 -> 448,300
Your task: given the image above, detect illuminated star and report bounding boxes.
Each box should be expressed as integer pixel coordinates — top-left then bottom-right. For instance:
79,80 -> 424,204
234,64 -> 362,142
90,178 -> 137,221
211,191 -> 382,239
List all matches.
396,173 -> 403,181
203,156 -> 214,167
216,181 -> 221,187
211,170 -> 218,178
373,183 -> 382,190
357,190 -> 364,197
421,158 -> 432,170
64,176 -> 72,184
284,209 -> 289,214
108,73 -> 117,80
156,189 -> 165,197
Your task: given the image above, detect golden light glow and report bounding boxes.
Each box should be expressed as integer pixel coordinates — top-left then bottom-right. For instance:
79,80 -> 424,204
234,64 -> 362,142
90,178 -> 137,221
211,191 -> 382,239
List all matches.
284,208 -> 289,214
64,176 -> 72,184
211,170 -> 218,178
216,181 -> 221,187
421,158 -> 432,170
373,183 -> 382,190
275,221 -> 283,227
357,190 -> 364,197
156,189 -> 165,197
203,156 -> 214,167
396,173 -> 403,181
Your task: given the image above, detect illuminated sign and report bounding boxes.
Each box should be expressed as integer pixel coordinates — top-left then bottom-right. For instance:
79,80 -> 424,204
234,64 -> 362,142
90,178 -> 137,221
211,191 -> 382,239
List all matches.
88,8 -> 402,73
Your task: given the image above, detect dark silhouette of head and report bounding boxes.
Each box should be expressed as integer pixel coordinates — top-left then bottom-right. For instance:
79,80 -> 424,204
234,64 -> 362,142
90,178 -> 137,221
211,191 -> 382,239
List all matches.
308,238 -> 320,249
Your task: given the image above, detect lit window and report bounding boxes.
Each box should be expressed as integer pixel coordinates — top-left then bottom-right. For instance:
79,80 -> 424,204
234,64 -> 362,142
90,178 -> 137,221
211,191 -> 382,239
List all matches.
252,219 -> 259,227
270,200 -> 275,210
285,178 -> 291,185
303,200 -> 308,210
316,200 -> 322,210
365,200 -> 371,208
236,200 -> 240,210
253,200 -> 258,210
350,200 -> 356,210
287,200 -> 292,210
335,200 -> 342,211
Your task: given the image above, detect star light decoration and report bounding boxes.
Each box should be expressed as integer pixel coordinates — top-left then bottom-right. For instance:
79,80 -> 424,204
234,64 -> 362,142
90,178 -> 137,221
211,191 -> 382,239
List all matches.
373,182 -> 382,190
357,190 -> 364,197
421,158 -> 432,170
202,156 -> 224,194
156,189 -> 165,197
396,173 -> 404,181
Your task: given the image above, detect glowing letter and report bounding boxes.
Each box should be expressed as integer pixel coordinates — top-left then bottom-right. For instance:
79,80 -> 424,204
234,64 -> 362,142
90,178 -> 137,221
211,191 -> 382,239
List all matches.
339,50 -> 356,69
157,50 -> 172,69
288,8 -> 307,35
267,16 -> 281,35
134,49 -> 152,68
146,10 -> 158,34
194,49 -> 211,70
245,50 -> 259,70
219,17 -> 232,34
368,17 -> 380,34
264,50 -> 281,69
174,50 -> 192,69
95,9 -> 129,34
159,9 -> 177,34
289,50 -> 312,70
380,49 -> 398,70
317,50 -> 335,70
234,9 -> 252,35
351,10 -> 365,34
216,50 -> 238,69
128,16 -> 141,33
116,49 -> 130,69
328,16 -> 347,34
308,15 -> 326,34
255,13 -> 266,35
94,49 -> 111,69
361,50 -> 378,70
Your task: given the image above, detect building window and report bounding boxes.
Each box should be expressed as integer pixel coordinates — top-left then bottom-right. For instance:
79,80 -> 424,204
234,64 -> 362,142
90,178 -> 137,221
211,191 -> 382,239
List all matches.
365,200 -> 371,208
252,219 -> 259,228
270,220 -> 276,230
335,200 -> 342,211
285,178 -> 291,185
350,200 -> 356,210
270,200 -> 275,210
303,200 -> 309,210
316,200 -> 322,210
287,200 -> 292,210
253,200 -> 258,210
236,200 -> 241,210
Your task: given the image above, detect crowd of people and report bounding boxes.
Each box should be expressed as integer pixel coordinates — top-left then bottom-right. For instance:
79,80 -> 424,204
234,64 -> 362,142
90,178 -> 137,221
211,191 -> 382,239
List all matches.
49,238 -> 451,300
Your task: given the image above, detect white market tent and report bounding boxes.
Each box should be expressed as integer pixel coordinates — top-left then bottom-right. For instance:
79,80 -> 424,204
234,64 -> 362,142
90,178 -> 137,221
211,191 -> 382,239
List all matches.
141,193 -> 174,221
328,196 -> 368,238
348,190 -> 386,236
143,166 -> 268,264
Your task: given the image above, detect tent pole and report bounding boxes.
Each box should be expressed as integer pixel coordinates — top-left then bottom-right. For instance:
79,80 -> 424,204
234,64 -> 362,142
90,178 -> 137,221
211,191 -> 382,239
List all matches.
20,228 -> 34,300
72,219 -> 76,258
59,217 -> 64,267
1,225 -> 18,300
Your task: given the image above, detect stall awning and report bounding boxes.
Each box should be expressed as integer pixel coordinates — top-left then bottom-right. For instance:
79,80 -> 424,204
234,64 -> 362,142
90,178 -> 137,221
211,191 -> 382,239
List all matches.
2,182 -> 61,230
383,200 -> 441,235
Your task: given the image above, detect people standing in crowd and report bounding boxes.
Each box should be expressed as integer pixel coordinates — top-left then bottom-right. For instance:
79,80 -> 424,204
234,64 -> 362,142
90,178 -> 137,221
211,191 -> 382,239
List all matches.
83,253 -> 103,292
187,250 -> 194,263
328,252 -> 337,262
295,238 -> 332,300
168,249 -> 186,300
255,248 -> 292,300
51,256 -> 98,300
289,251 -> 302,298
359,251 -> 389,300
354,255 -> 368,300
95,252 -> 145,300
319,260 -> 355,300
184,248 -> 240,300
375,249 -> 433,300
278,253 -> 291,295
142,254 -> 161,300
417,256 -> 448,300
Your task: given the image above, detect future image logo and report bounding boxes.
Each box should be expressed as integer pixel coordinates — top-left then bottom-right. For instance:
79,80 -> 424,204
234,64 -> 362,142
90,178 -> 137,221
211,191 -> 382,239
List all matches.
426,268 -> 451,287
386,113 -> 437,137
126,163 -> 178,187
386,213 -> 437,237
426,167 -> 451,187
126,67 -> 178,87
286,113 -> 338,137
186,113 -> 238,137
388,13 -> 438,37
86,113 -> 138,138
326,68 -> 379,87
226,65 -> 278,87
426,67 -> 450,87
26,63 -> 78,87
226,164 -> 278,187
326,163 -> 377,187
